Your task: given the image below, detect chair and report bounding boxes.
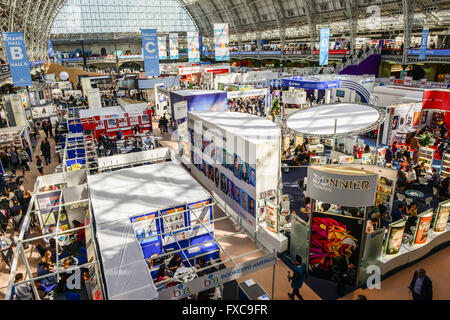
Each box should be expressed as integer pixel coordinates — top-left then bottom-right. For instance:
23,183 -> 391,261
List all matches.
65,292 -> 80,300
405,198 -> 413,206
396,193 -> 406,202
424,197 -> 433,209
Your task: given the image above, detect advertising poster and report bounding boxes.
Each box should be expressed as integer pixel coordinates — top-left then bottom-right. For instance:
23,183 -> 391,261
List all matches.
384,219 -> 406,255
187,32 -> 200,63
214,23 -> 230,62
265,200 -> 279,233
169,33 -> 179,60
433,201 -> 450,232
2,32 -> 32,87
131,212 -> 159,242
107,118 -> 117,129
413,210 -> 433,245
309,212 -> 364,286
419,27 -> 429,61
141,29 -> 159,77
158,37 -> 167,60
161,205 -> 186,245
189,199 -> 213,237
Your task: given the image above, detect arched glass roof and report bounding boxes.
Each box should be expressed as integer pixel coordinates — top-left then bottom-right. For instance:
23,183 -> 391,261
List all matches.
51,0 -> 197,34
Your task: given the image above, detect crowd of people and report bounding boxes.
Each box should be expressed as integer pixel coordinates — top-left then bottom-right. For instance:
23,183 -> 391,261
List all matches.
228,96 -> 267,117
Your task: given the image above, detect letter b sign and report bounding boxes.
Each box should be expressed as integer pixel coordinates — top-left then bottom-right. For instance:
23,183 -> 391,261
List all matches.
10,47 -> 23,60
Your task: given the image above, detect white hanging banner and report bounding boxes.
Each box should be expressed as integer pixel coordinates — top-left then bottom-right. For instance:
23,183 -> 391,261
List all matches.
187,32 -> 200,63
158,37 -> 167,60
169,33 -> 179,60
214,23 -> 230,61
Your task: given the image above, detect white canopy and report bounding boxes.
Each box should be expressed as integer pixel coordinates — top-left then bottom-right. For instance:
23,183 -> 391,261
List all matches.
286,103 -> 383,137
88,162 -> 211,300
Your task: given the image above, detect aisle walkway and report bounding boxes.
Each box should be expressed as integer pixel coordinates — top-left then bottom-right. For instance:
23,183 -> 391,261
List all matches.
0,132 -> 60,299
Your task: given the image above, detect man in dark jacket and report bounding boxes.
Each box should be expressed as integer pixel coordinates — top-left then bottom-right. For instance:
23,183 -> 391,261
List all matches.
40,138 -> 51,165
409,268 -> 432,300
384,147 -> 393,165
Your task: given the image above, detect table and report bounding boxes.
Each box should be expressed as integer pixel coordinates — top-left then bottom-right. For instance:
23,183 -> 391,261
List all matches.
173,266 -> 197,283
57,235 -> 74,247
405,190 -> 425,200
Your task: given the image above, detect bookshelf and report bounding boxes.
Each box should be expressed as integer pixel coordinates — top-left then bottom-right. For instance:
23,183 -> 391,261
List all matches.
418,146 -> 434,173
440,153 -> 450,179
376,176 -> 395,211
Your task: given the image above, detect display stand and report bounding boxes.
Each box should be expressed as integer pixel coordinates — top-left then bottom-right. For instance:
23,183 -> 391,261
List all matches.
418,146 -> 434,172
440,152 -> 450,179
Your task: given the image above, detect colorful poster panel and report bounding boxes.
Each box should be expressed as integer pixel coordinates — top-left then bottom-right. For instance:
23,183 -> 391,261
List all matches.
226,178 -> 234,199
232,153 -> 240,178
433,202 -> 450,232
219,172 -> 227,193
214,167 -> 220,188
413,210 -> 433,245
107,119 -> 117,129
265,200 -> 279,233
161,206 -> 186,245
240,189 -> 248,212
233,184 -> 240,204
131,212 -> 159,242
248,166 -> 256,187
309,212 -> 364,286
384,219 -> 406,255
239,159 -> 249,183
226,150 -> 233,172
248,196 -> 256,217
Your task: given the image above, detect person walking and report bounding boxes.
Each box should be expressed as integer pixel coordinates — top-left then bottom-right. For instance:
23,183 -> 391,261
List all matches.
287,255 -> 306,300
18,148 -> 30,175
48,121 -> 53,138
42,121 -> 49,138
10,200 -> 22,233
409,268 -> 433,300
9,147 -> 19,175
36,156 -> 44,176
40,138 -> 51,165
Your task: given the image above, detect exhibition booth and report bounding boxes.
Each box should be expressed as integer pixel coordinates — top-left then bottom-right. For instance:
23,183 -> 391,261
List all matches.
186,111 -> 287,252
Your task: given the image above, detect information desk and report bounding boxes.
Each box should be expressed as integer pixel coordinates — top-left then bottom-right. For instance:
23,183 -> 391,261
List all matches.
380,223 -> 450,277
238,278 -> 271,300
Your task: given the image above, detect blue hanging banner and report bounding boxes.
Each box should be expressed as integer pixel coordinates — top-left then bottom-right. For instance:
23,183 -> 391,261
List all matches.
48,39 -> 55,58
2,32 -> 32,87
141,29 -> 160,77
419,27 -> 429,61
319,28 -> 330,66
199,35 -> 203,54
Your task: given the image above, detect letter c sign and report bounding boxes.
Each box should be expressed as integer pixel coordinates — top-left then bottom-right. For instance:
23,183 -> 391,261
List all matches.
145,42 -> 156,54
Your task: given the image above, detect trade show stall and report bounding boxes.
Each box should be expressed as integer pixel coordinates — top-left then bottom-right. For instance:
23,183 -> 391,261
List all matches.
187,111 -> 286,252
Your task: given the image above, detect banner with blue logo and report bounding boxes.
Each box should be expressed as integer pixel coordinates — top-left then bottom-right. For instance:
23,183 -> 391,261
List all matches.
169,33 -> 179,60
319,28 -> 330,66
214,23 -> 230,61
141,29 -> 160,77
187,32 -> 200,63
419,27 -> 429,61
48,39 -> 54,58
199,35 -> 203,54
2,32 -> 32,87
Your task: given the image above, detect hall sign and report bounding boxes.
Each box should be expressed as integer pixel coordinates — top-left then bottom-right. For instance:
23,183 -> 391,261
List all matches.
306,166 -> 378,207
158,252 -> 276,300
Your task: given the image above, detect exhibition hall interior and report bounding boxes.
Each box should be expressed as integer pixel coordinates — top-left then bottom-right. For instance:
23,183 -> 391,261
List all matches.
0,0 -> 449,302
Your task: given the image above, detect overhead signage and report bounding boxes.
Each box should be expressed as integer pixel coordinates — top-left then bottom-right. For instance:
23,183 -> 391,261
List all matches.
187,32 -> 200,63
169,33 -> 179,60
214,23 -> 230,61
158,252 -> 276,300
48,39 -> 55,58
319,28 -> 330,66
282,91 -> 307,105
306,166 -> 378,207
281,78 -> 340,90
158,36 -> 167,60
2,32 -> 32,87
141,29 -> 160,77
226,88 -> 269,99
419,27 -> 429,61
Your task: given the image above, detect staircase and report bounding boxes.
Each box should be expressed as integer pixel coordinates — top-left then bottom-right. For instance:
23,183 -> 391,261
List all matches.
335,48 -> 381,76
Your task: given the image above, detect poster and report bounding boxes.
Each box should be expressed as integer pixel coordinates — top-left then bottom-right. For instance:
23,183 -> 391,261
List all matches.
187,32 -> 200,63
107,118 -> 117,128
214,23 -> 230,61
162,205 -> 186,245
2,32 -> 32,87
433,202 -> 450,232
129,116 -> 139,126
158,36 -> 167,60
189,200 -> 212,237
309,212 -> 364,286
131,212 -> 158,242
118,118 -> 128,127
169,33 -> 179,60
265,201 -> 279,233
384,219 -> 406,255
413,210 -> 433,245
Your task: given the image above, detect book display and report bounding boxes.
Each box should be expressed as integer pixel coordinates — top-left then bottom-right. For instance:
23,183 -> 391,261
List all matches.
418,146 -> 434,172
440,153 -> 450,179
376,176 -> 394,211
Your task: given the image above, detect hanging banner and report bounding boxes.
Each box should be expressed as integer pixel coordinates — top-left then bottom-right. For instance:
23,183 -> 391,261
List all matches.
319,28 -> 330,66
2,32 -> 32,87
384,219 -> 406,255
158,37 -> 167,60
419,27 -> 429,61
169,33 -> 179,60
214,23 -> 230,62
187,32 -> 200,63
199,35 -> 203,55
48,39 -> 55,58
141,29 -> 160,77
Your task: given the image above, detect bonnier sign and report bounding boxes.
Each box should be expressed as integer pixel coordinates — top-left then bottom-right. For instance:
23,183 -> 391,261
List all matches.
307,166 -> 378,207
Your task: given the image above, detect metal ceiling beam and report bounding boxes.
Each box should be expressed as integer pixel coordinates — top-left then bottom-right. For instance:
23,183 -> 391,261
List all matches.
304,0 -> 317,58
402,0 -> 415,65
345,0 -> 358,57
